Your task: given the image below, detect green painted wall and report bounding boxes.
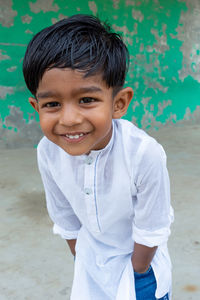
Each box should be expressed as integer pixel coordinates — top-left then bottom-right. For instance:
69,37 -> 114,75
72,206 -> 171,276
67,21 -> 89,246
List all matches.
0,0 -> 200,147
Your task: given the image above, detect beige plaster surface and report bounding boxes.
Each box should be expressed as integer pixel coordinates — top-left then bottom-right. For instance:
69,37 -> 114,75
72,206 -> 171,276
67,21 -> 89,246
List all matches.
0,124 -> 200,299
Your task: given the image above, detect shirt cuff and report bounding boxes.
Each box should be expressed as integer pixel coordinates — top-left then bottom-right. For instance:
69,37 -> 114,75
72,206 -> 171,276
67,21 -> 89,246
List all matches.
53,223 -> 79,240
133,206 -> 174,247
132,225 -> 171,247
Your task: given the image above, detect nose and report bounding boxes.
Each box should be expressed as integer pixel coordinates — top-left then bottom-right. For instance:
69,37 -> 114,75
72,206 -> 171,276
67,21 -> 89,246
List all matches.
59,103 -> 82,127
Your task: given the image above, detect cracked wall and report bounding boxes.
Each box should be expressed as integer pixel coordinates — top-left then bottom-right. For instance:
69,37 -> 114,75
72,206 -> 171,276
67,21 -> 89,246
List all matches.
0,0 -> 200,148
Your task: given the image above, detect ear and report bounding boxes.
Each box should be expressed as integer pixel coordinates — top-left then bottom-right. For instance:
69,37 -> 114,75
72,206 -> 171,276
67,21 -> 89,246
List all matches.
29,97 -> 39,113
112,87 -> 133,119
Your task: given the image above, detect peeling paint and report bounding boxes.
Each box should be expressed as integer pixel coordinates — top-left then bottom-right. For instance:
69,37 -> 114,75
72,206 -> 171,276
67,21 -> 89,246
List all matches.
126,0 -> 143,7
0,50 -> 10,61
140,103 -> 200,130
0,86 -> 14,99
176,0 -> 200,83
29,0 -> 59,13
143,76 -> 168,93
0,106 -> 43,149
21,14 -> 32,24
150,26 -> 169,53
113,0 -> 120,10
141,110 -> 178,130
183,105 -> 200,123
157,100 -> 172,116
0,0 -> 17,27
7,66 -> 17,72
88,1 -> 97,15
112,24 -> 135,45
51,14 -> 68,24
141,111 -> 161,130
139,43 -> 144,52
132,9 -> 144,22
25,29 -> 34,34
0,42 -> 27,47
132,101 -> 140,112
142,97 -> 152,107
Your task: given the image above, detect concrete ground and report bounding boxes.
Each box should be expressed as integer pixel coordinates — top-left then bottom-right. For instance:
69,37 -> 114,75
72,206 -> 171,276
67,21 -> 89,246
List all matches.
0,124 -> 200,300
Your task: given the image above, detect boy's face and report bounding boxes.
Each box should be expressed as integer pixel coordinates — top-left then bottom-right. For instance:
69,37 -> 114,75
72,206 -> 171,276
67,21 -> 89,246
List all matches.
29,68 -> 132,156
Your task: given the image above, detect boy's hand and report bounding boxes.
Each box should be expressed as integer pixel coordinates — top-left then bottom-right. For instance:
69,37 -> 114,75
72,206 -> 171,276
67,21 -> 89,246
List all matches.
66,239 -> 76,256
131,242 -> 157,273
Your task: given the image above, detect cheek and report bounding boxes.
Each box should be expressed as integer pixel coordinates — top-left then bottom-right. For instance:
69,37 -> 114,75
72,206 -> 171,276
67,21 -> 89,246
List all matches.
39,114 -> 54,131
89,106 -> 113,122
93,116 -> 113,134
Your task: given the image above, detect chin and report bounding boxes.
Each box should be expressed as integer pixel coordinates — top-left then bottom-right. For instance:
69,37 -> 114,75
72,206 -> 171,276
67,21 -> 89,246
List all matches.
61,147 -> 88,156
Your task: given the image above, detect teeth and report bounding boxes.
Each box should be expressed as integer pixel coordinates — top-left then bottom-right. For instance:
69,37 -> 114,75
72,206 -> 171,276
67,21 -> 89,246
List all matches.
66,133 -> 84,139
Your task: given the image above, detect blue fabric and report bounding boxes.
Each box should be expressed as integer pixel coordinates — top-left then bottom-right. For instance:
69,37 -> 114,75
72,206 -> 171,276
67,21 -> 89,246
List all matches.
134,266 -> 169,300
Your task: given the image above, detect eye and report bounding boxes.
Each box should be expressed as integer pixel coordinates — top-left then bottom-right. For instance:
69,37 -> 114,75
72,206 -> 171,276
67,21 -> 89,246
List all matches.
43,102 -> 60,108
79,97 -> 96,104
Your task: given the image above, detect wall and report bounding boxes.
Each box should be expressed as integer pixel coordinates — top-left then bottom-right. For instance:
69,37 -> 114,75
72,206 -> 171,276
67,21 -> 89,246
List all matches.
0,0 -> 200,148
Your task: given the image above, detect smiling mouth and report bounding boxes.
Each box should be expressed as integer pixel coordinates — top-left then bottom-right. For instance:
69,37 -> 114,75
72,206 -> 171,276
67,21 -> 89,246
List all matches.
65,133 -> 85,139
60,132 -> 89,142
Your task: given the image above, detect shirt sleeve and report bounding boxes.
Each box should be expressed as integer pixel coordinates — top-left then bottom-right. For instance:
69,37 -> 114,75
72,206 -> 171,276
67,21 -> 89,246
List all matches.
37,142 -> 81,240
132,138 -> 174,247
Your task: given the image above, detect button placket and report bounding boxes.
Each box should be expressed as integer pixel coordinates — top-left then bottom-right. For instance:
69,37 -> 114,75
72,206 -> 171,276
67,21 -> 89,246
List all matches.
85,156 -> 94,165
84,154 -> 100,232
84,187 -> 93,195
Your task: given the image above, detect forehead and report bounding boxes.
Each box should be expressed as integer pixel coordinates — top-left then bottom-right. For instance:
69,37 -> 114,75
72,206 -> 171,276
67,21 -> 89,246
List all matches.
37,68 -> 112,97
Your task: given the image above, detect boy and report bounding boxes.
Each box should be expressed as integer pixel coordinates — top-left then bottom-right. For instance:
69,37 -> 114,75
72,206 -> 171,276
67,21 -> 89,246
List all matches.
23,14 -> 173,300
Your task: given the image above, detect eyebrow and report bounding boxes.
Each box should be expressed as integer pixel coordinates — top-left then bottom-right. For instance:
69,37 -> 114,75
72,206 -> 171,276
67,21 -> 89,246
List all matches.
37,91 -> 57,99
72,86 -> 103,95
37,86 -> 103,99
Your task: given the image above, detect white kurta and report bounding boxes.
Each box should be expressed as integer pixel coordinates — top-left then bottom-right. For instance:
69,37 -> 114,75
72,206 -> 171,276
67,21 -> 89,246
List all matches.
37,119 -> 174,300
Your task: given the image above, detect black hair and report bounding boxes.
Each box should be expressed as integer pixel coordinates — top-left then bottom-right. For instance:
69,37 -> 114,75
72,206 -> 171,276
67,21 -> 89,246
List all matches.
23,14 -> 129,97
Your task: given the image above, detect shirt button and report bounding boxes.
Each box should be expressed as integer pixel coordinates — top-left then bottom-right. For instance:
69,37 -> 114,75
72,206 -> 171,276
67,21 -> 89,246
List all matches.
84,188 -> 93,195
85,156 -> 93,165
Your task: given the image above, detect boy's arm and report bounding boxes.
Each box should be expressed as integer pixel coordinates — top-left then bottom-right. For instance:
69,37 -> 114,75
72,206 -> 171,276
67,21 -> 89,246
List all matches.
131,242 -> 157,273
66,239 -> 77,256
37,145 -> 81,247
131,141 -> 173,273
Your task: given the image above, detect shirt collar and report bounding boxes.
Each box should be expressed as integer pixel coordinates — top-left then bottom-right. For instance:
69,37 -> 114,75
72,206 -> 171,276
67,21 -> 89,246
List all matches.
83,120 -> 115,159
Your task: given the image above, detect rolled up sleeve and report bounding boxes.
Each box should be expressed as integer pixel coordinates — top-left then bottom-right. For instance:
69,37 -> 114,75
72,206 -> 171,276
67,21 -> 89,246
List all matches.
132,139 -> 174,247
53,223 -> 79,239
37,145 -> 81,240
